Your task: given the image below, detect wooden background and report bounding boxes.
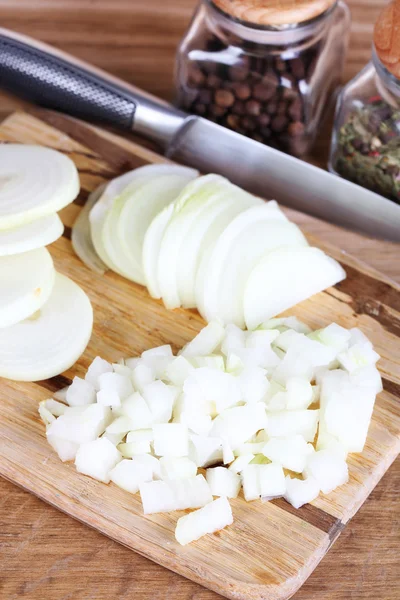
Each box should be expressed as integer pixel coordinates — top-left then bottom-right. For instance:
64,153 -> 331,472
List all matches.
0,1 -> 398,599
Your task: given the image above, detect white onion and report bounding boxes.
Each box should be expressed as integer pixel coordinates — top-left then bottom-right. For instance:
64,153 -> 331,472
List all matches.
0,272 -> 93,381
0,213 -> 63,256
196,205 -> 306,327
0,247 -> 55,328
244,247 -> 346,330
0,144 -> 79,229
175,497 -> 233,546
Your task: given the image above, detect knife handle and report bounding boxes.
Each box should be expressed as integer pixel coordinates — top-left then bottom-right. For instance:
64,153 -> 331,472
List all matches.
0,28 -> 186,148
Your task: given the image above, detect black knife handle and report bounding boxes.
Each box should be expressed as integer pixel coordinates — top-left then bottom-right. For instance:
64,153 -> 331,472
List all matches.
0,28 -> 186,146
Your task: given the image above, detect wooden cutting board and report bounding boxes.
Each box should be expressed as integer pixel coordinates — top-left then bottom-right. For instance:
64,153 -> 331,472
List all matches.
0,110 -> 399,600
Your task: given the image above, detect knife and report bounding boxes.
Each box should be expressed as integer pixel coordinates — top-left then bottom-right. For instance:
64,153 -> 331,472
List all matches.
0,27 -> 399,242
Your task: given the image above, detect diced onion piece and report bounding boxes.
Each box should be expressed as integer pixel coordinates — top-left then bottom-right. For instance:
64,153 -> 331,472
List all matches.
109,456 -> 155,493
66,376 -> 96,407
284,476 -> 320,508
0,144 -> 79,230
47,436 -> 79,462
43,399 -> 67,417
318,369 -> 377,452
242,463 -> 286,501
304,449 -> 348,494
106,416 -> 135,435
39,402 -> 56,427
206,466 -> 241,498
0,213 -> 63,256
175,497 -> 233,545
54,386 -> 69,402
47,404 -> 111,445
98,372 -> 133,401
259,463 -> 286,499
85,356 -> 113,391
75,437 -> 121,483
189,434 -> 223,467
121,392 -> 154,430
237,366 -> 269,404
159,456 -> 198,480
153,423 -> 189,457
131,363 -> 155,393
165,356 -> 195,386
211,403 -> 267,449
262,435 -> 314,473
97,388 -> 121,408
103,431 -> 125,446
244,247 -> 346,330
0,272 -> 93,381
142,380 -> 175,424
0,247 -> 55,328
180,321 -> 225,358
228,454 -> 255,474
139,474 -> 212,514
265,410 -> 319,442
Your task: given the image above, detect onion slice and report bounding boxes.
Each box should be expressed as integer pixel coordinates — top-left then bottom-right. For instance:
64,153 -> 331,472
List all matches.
0,247 -> 55,328
72,184 -> 108,275
142,203 -> 174,298
0,214 -> 63,256
244,247 -> 346,330
0,144 -> 79,230
0,272 -> 93,381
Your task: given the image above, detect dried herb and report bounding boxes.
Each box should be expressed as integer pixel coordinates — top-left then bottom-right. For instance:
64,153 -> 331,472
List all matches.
334,97 -> 400,203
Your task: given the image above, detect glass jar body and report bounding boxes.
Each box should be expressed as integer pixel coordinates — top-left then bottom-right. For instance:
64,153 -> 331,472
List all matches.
175,1 -> 350,157
329,61 -> 400,203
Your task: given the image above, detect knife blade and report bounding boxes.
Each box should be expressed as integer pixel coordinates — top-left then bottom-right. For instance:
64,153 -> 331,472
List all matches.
0,27 -> 399,242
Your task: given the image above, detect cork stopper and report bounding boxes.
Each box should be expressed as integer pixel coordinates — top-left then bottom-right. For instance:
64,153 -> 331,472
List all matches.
374,0 -> 400,78
212,0 -> 337,26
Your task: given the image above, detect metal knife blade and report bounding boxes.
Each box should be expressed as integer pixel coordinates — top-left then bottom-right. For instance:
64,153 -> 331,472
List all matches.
167,117 -> 400,241
0,27 -> 399,242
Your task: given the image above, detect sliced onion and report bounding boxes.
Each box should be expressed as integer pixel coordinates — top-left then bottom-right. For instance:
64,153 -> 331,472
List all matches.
0,272 -> 93,381
117,167 -> 198,281
244,246 -> 346,330
142,203 -> 174,298
0,247 -> 55,328
89,165 -> 196,283
195,203 -> 296,326
0,214 -> 63,256
0,144 -> 79,230
71,184 -> 108,275
157,175 -> 258,309
176,191 -> 261,309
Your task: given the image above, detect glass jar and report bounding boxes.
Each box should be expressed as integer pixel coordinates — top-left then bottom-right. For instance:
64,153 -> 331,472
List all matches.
175,0 -> 350,158
329,1 -> 400,203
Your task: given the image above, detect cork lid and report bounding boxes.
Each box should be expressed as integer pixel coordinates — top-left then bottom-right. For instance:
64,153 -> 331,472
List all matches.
374,0 -> 400,78
211,0 -> 337,26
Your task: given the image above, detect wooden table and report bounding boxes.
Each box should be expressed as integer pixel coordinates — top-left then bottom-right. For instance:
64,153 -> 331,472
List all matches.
0,1 -> 399,599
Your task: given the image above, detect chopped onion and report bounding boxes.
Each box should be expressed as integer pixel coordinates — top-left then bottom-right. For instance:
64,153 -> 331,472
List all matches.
175,497 -> 233,545
0,144 -> 79,230
0,272 -> 93,381
0,247 -> 55,328
40,318 -> 381,544
139,474 -> 212,514
0,213 -> 63,256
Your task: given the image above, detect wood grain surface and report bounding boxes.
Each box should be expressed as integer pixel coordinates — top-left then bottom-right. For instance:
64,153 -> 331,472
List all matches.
0,1 -> 399,599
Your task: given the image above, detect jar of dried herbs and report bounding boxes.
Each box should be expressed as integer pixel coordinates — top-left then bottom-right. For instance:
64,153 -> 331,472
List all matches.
175,0 -> 350,158
329,0 -> 400,204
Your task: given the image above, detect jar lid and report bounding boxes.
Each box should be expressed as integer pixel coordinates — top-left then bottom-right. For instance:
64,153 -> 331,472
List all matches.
374,0 -> 400,78
211,0 -> 336,26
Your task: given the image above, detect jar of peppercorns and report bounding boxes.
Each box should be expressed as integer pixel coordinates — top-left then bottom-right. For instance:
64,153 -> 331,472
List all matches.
329,0 -> 400,204
175,0 -> 350,157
